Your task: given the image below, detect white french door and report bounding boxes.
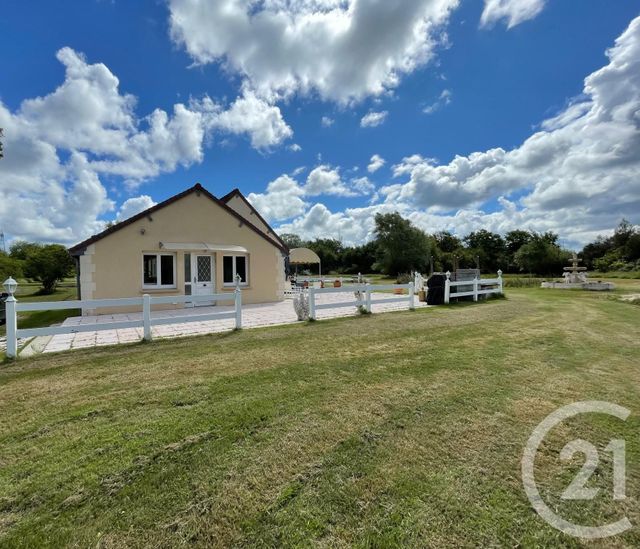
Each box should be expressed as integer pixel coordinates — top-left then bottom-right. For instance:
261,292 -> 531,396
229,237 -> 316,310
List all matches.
185,254 -> 215,306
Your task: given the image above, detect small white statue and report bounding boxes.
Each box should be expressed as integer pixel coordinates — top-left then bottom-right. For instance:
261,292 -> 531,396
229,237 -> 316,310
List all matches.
293,292 -> 309,321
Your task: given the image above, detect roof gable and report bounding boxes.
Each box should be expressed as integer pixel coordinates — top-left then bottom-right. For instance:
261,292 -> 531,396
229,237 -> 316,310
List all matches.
220,188 -> 287,249
69,183 -> 286,255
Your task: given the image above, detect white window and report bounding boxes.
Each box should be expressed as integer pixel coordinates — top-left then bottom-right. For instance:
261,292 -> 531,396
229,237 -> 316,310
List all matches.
223,255 -> 249,286
143,253 -> 176,289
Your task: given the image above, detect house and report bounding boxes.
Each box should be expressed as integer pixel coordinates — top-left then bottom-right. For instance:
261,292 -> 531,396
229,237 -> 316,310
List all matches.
68,184 -> 288,314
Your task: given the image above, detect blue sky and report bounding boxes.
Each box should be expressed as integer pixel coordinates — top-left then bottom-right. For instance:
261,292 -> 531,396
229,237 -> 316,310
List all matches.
1,0 -> 639,248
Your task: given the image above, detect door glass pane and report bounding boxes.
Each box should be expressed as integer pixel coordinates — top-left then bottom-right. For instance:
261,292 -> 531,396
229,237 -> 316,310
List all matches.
236,256 -> 247,283
197,256 -> 212,282
161,255 -> 174,285
184,253 -> 191,282
143,255 -> 157,285
223,256 -> 233,283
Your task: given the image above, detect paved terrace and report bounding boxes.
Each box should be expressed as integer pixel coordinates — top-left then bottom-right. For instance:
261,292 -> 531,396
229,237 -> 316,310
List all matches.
42,292 -> 429,353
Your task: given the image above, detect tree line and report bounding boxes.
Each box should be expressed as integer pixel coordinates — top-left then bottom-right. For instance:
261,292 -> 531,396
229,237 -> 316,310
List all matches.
281,213 -> 638,277
0,215 -> 635,292
580,219 -> 640,272
0,242 -> 75,294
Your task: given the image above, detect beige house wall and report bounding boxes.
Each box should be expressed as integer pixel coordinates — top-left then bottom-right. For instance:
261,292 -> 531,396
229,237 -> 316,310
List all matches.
81,191 -> 284,314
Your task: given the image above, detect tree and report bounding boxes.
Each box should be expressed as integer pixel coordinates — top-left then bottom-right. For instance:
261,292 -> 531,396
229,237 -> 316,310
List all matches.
624,232 -> 640,263
611,219 -> 635,250
463,229 -> 506,272
341,241 -> 377,274
0,251 -> 23,282
24,244 -> 75,293
0,127 -> 4,159
279,233 -> 304,249
9,240 -> 43,261
504,230 -> 533,271
514,234 -> 570,275
373,212 -> 431,275
434,231 -> 463,253
431,231 -> 465,272
579,219 -> 640,271
306,238 -> 344,273
581,236 -> 612,270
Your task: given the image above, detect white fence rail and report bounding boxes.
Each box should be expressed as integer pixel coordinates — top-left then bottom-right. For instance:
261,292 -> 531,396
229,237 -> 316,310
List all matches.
308,282 -> 414,320
444,270 -> 503,304
4,289 -> 242,359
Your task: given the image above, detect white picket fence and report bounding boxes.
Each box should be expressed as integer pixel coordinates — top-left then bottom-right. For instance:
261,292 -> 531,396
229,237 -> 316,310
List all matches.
308,282 -> 415,320
4,290 -> 242,359
444,270 -> 503,304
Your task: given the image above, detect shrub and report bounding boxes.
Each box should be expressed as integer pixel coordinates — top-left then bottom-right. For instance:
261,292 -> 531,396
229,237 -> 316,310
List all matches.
503,277 -> 547,288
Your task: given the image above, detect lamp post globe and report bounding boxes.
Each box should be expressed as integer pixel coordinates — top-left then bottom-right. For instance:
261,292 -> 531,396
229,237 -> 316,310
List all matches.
3,276 -> 17,296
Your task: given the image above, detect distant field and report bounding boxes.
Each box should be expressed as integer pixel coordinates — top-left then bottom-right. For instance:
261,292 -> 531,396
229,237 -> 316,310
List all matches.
1,287 -> 639,546
593,271 -> 640,279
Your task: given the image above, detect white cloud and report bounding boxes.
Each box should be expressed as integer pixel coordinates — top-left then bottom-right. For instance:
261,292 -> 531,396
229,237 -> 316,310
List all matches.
199,90 -> 293,150
423,88 -> 452,114
0,47 -> 293,244
247,175 -> 308,222
116,195 -> 157,221
247,164 -> 376,222
168,0 -> 459,104
352,176 -> 375,194
291,166 -> 306,177
15,48 -> 206,185
274,16 -> 640,247
305,165 -> 346,196
378,15 -> 640,245
277,203 -> 379,243
321,116 -> 335,127
480,0 -> 546,29
367,154 -> 385,173
360,110 -> 388,128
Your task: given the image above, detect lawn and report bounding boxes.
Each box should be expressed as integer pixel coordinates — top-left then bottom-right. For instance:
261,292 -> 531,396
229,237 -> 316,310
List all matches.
0,286 -> 639,547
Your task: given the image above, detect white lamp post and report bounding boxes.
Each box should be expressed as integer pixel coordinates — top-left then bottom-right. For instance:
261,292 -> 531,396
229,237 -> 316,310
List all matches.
3,277 -> 18,359
3,276 -> 17,298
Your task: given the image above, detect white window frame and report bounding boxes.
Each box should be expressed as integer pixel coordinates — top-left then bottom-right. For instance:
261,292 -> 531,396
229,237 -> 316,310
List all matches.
222,254 -> 249,287
142,252 -> 177,289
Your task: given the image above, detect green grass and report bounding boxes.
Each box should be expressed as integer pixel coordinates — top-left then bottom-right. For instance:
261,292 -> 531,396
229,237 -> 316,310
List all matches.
593,271 -> 640,279
1,288 -> 640,547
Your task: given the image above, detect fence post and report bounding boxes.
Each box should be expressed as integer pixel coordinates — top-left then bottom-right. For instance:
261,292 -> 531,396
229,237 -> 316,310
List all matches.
143,294 -> 152,341
497,269 -> 503,294
365,283 -> 372,313
409,281 -> 415,310
308,287 -> 316,320
473,277 -> 479,302
444,271 -> 451,304
5,296 -> 17,359
235,287 -> 242,329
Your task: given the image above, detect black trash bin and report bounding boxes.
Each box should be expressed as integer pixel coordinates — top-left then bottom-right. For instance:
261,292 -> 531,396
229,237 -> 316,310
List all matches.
426,274 -> 446,305
0,292 -> 8,325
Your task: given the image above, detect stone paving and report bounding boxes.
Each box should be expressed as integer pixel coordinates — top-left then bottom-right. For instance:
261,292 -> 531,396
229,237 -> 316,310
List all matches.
42,292 -> 429,353
0,336 -> 27,352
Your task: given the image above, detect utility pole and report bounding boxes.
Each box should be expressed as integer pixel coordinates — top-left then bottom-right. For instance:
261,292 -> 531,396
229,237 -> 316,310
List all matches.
1,128 -> 5,252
